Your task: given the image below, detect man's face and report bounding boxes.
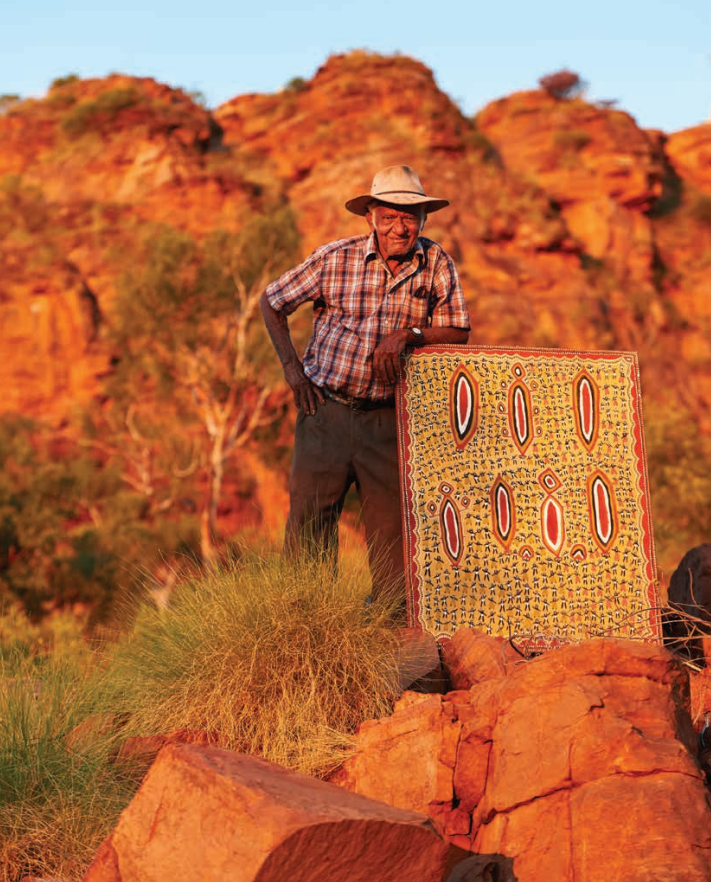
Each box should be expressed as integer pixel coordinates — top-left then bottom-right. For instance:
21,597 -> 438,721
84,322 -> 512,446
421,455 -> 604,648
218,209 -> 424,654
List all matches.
366,203 -> 425,261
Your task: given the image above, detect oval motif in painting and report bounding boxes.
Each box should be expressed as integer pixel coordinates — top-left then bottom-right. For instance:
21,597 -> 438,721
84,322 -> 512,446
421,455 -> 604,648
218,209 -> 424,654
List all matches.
540,495 -> 565,556
508,382 -> 534,455
573,370 -> 600,452
587,471 -> 618,551
449,366 -> 479,449
440,497 -> 463,566
490,476 -> 516,551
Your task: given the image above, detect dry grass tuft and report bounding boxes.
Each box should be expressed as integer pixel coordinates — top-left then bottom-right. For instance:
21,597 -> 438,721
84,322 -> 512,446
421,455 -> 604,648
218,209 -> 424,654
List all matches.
0,654 -> 132,882
103,550 -> 402,777
0,549 -> 408,878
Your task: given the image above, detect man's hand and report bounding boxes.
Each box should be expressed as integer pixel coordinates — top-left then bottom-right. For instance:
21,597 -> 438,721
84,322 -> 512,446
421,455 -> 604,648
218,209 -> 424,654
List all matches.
260,292 -> 325,416
284,362 -> 325,416
373,329 -> 410,384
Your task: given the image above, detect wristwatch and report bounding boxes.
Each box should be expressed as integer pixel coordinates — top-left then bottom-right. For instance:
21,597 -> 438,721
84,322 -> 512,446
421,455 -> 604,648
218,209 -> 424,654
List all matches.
410,327 -> 425,346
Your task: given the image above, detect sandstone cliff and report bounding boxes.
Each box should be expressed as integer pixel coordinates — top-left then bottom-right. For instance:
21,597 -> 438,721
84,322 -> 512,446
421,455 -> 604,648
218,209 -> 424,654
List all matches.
1,52 -> 710,575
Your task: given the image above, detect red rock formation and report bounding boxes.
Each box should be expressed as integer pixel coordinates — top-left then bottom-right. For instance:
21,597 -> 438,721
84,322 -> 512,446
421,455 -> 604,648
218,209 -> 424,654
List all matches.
335,632 -> 711,881
666,124 -> 711,194
2,51 -> 711,567
82,743 -> 452,882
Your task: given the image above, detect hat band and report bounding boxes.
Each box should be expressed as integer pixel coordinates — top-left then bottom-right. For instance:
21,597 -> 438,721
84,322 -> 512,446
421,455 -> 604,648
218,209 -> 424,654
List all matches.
373,189 -> 427,197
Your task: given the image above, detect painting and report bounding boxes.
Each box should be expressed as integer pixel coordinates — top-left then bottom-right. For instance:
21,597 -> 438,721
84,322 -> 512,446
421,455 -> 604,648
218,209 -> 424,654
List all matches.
396,346 -> 661,644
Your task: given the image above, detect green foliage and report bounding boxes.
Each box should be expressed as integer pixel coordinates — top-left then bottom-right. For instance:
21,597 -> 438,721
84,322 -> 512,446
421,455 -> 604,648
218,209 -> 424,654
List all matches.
0,650 -> 133,881
102,552 -> 400,777
0,603 -> 89,668
61,87 -> 141,137
538,69 -> 586,100
464,128 -> 500,163
644,402 -> 711,576
0,548 -> 408,876
285,76 -> 308,92
45,89 -> 78,111
107,207 -> 299,415
0,175 -> 49,239
115,219 -> 273,343
231,203 -> 301,291
50,74 -> 80,90
96,205 -> 300,566
0,415 -> 200,623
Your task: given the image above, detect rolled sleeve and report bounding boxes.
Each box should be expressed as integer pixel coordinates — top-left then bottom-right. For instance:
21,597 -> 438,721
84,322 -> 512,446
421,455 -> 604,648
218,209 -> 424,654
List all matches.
264,248 -> 324,316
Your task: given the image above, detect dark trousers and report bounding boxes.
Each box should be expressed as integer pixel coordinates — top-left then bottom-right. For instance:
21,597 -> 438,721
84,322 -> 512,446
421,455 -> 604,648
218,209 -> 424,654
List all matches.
284,399 -> 404,601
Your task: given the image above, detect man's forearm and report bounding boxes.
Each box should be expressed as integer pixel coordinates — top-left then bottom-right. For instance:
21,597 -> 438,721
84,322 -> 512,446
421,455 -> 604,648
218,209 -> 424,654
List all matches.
260,291 -> 325,414
373,325 -> 470,384
411,326 -> 470,346
260,291 -> 301,369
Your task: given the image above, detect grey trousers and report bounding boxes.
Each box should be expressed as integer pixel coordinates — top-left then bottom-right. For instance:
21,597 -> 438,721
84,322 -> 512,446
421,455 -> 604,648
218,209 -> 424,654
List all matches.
284,398 -> 405,601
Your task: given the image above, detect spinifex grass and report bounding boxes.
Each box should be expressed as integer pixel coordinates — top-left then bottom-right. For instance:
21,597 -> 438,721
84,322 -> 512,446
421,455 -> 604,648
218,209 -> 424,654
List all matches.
0,650 -> 133,882
104,550 -> 402,777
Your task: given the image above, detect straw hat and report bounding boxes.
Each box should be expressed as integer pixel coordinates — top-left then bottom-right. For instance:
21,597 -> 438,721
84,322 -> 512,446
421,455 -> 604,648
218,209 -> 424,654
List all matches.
345,165 -> 450,216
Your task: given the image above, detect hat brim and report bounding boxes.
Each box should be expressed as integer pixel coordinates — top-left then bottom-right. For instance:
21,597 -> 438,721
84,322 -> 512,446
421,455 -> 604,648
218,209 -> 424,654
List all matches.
345,193 -> 450,216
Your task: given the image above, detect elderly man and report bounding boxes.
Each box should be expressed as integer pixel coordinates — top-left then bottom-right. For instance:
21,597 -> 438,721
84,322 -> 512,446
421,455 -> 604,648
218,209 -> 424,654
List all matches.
260,165 -> 470,604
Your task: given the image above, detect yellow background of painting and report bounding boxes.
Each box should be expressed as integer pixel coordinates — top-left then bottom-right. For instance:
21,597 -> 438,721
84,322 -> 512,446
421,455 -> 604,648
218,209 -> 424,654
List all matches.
400,349 -> 660,642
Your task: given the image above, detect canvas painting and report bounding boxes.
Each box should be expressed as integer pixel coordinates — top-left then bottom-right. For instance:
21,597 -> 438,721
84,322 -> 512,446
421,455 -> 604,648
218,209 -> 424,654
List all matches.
396,346 -> 661,644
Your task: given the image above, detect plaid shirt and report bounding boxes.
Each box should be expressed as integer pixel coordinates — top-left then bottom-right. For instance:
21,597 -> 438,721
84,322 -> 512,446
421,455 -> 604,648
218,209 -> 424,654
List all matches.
265,232 -> 470,401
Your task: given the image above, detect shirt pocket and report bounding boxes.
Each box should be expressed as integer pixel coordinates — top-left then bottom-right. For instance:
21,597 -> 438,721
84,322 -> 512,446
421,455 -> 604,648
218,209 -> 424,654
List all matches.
397,283 -> 432,327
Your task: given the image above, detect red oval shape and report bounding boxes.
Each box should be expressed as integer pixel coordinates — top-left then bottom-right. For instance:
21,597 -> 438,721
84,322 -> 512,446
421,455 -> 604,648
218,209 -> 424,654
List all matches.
545,499 -> 559,547
497,487 -> 510,537
594,480 -> 611,541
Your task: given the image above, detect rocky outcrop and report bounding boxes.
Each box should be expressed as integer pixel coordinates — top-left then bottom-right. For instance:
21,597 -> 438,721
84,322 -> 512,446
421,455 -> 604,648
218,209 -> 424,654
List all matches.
2,51 -> 711,569
476,90 -> 662,285
1,75 -> 224,216
82,743 -> 452,882
77,632 -> 711,881
665,124 -> 711,194
476,90 -> 662,209
334,633 -> 711,881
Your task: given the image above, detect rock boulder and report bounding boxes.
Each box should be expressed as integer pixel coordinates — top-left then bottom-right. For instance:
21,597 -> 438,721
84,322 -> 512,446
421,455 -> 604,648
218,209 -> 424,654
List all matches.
82,743 -> 451,882
336,633 -> 711,882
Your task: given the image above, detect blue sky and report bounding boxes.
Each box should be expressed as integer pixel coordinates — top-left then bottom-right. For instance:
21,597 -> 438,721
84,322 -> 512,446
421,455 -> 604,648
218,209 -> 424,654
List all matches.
3,0 -> 709,133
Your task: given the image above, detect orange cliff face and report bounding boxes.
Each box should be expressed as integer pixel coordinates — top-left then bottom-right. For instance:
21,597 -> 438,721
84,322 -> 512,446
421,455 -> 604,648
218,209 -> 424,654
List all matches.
2,53 -> 711,537
0,74 -> 263,233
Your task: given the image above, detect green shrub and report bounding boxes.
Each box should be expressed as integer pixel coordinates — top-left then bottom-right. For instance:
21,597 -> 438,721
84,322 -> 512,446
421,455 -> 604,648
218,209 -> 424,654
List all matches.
285,76 -> 308,92
0,414 -> 200,624
645,402 -> 711,577
0,545 -> 420,876
187,89 -> 207,107
45,89 -> 78,110
50,74 -> 80,90
0,603 -> 89,668
538,69 -> 585,100
0,651 -> 132,881
61,87 -> 141,137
